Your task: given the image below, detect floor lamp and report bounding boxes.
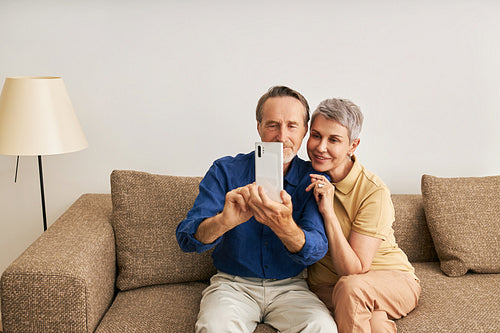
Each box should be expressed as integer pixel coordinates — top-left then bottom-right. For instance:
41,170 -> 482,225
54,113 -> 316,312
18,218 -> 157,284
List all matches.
0,76 -> 88,231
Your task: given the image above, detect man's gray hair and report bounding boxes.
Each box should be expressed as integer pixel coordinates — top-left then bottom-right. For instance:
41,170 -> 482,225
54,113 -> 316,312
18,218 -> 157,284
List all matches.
311,98 -> 363,142
256,86 -> 310,128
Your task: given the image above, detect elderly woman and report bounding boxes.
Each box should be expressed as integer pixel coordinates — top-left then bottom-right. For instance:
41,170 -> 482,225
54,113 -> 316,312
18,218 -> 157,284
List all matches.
305,98 -> 420,333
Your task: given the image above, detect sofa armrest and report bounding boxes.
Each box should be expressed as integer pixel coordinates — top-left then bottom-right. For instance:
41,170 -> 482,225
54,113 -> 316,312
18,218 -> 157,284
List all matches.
1,194 -> 115,333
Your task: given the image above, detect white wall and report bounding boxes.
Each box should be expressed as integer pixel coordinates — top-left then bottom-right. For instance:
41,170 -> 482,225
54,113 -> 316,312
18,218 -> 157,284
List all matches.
1,0 -> 499,275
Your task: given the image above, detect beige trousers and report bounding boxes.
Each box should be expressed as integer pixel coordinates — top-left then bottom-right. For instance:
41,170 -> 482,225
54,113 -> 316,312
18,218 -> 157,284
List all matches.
196,271 -> 337,333
311,270 -> 420,333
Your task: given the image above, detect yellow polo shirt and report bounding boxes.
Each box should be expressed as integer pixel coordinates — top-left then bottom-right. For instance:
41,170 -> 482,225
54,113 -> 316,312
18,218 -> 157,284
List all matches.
307,156 -> 417,287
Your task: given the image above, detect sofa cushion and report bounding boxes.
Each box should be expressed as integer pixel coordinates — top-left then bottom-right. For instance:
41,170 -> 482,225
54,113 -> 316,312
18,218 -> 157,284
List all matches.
95,283 -> 277,333
396,262 -> 500,332
95,282 -> 207,332
421,175 -> 500,276
391,194 -> 438,263
111,170 -> 216,291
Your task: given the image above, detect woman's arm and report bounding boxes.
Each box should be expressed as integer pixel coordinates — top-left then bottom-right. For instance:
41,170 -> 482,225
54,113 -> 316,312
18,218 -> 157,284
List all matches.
308,174 -> 382,276
324,208 -> 381,275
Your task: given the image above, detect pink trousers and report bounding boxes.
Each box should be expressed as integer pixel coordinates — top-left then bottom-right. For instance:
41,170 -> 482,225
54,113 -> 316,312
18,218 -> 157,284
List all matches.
311,270 -> 421,333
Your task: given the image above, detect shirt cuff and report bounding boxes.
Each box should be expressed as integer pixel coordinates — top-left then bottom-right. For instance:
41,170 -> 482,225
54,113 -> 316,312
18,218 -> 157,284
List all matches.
287,229 -> 327,266
189,231 -> 221,253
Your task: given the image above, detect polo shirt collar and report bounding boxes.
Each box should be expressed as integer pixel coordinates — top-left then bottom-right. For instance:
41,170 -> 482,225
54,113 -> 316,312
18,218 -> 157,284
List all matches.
333,155 -> 361,195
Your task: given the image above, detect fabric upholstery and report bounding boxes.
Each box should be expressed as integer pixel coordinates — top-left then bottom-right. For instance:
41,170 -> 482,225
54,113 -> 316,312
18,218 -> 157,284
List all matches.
2,178 -> 499,333
421,174 -> 500,276
96,262 -> 500,333
396,262 -> 500,332
110,170 -> 216,291
95,282 -> 279,333
95,282 -> 207,332
391,194 -> 438,263
0,194 -> 115,333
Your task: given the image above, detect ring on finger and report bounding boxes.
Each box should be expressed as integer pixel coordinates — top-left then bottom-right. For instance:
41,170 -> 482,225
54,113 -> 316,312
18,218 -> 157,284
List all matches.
317,183 -> 325,188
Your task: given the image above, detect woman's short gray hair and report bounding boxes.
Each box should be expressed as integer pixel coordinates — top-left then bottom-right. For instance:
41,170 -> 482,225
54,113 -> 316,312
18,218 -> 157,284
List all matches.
311,98 -> 364,142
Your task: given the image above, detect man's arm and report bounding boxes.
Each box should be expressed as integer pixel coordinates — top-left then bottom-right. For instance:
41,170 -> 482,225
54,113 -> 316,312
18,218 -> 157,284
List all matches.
176,162 -> 228,253
195,186 -> 253,244
176,158 -> 255,252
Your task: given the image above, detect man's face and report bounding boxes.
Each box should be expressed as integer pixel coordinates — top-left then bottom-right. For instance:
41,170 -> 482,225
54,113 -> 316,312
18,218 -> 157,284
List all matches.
257,96 -> 308,170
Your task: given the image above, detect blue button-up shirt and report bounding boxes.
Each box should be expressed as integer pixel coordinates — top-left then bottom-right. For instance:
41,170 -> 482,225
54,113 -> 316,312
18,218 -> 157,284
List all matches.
176,151 -> 328,279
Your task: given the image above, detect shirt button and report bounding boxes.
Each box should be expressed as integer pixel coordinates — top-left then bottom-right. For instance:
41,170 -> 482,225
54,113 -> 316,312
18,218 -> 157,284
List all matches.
264,242 -> 269,246
264,265 -> 269,269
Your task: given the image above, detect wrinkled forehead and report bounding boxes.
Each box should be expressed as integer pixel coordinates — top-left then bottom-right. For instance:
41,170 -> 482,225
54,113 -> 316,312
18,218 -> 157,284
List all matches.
261,96 -> 307,126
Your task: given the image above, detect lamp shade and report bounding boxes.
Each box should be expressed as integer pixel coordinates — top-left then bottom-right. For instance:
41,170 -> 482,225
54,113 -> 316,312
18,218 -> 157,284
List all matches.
0,76 -> 88,156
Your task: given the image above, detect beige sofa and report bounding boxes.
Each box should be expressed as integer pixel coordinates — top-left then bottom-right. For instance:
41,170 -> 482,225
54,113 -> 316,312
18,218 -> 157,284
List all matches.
1,171 -> 499,332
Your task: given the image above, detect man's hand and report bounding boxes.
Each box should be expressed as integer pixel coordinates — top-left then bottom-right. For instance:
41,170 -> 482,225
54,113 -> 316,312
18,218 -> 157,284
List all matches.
220,185 -> 254,228
195,186 -> 253,244
244,184 -> 305,253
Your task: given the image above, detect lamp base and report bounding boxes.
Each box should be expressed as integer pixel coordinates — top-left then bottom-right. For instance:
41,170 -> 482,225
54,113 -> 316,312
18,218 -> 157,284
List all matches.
38,155 -> 47,231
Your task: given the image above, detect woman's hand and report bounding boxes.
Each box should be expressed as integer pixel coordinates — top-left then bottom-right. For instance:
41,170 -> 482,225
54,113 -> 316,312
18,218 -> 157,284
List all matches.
306,174 -> 335,218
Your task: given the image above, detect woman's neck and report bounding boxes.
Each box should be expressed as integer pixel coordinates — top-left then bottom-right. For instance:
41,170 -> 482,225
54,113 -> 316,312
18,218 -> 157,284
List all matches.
328,157 -> 354,183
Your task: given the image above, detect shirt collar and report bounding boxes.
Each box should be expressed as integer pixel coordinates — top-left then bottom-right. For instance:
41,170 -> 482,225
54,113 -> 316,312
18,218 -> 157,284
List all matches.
284,155 -> 302,186
333,155 -> 361,194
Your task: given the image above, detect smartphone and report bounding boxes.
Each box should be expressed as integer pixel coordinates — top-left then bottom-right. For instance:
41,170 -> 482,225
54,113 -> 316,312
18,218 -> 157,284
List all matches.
255,142 -> 283,202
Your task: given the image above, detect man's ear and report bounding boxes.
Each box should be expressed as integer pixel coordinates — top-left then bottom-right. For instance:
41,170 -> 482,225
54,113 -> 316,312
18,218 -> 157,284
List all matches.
257,122 -> 262,137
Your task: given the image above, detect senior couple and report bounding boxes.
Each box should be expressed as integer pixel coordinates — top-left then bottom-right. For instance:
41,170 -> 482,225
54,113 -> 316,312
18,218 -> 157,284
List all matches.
176,86 -> 420,333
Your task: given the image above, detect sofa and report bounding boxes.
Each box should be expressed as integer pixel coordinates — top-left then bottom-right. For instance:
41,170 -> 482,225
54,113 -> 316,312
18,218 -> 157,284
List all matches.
1,170 -> 499,332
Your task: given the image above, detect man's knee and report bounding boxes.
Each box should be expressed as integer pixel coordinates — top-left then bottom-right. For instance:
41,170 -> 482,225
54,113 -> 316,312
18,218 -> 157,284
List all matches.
196,314 -> 256,333
265,290 -> 337,333
295,300 -> 337,333
196,282 -> 259,333
301,312 -> 338,333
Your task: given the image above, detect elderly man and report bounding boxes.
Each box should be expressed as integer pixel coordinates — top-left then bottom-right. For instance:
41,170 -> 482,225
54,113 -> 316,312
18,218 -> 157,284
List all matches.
176,86 -> 337,333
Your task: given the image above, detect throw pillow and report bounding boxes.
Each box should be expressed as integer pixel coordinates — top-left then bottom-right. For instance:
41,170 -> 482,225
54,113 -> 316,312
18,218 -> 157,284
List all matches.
421,174 -> 500,276
111,170 -> 216,291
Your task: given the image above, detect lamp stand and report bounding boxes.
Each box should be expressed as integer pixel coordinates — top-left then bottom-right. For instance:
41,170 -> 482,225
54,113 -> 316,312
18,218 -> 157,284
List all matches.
38,155 -> 47,231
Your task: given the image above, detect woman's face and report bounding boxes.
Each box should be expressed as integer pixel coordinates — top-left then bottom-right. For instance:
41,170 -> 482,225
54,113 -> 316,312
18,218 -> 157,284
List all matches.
307,115 -> 359,176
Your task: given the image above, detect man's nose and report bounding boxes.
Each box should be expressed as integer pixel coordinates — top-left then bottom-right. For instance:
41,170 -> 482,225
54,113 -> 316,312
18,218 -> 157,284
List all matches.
276,127 -> 287,142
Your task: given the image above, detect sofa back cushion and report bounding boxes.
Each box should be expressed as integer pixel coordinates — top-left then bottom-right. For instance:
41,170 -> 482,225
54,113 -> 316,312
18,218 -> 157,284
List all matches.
391,194 -> 438,263
111,170 -> 216,291
421,174 -> 500,276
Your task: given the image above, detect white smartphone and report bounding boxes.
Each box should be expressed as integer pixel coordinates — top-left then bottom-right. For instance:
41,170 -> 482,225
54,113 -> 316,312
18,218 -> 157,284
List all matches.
255,142 -> 283,202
